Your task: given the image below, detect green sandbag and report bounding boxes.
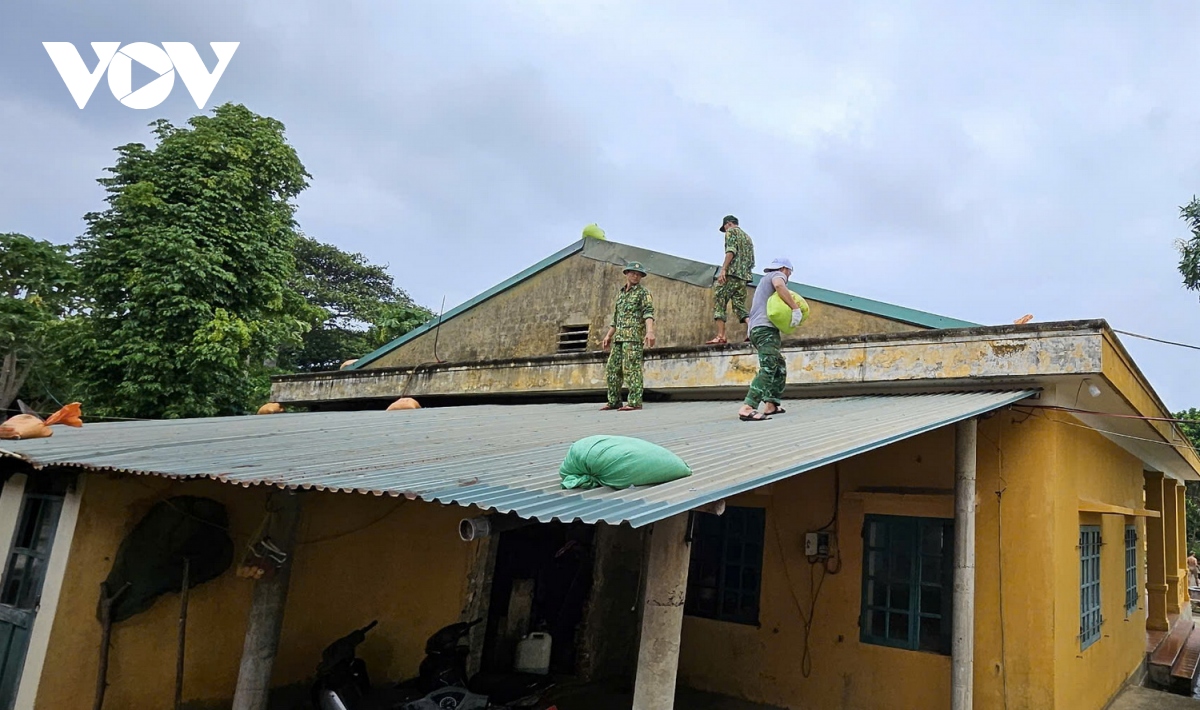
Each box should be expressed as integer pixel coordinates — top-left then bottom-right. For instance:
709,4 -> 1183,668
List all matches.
560,435 -> 692,490
767,290 -> 811,335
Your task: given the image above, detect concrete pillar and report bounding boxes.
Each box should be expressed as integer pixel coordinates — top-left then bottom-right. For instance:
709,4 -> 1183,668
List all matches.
1177,483 -> 1190,605
632,513 -> 691,710
231,490 -> 303,710
1145,472 -> 1170,631
952,419 -> 977,710
1164,480 -> 1182,615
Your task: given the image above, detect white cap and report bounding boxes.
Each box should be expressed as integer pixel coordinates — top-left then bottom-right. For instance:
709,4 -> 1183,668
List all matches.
766,257 -> 793,272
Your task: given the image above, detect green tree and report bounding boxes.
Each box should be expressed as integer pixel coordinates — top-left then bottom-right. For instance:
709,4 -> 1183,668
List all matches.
1177,197 -> 1200,294
368,300 -> 435,350
1175,408 -> 1200,553
279,236 -> 431,372
0,233 -> 78,411
71,103 -> 311,419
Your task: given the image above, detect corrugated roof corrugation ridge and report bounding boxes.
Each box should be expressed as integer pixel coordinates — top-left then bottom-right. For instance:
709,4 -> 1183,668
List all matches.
0,392 -> 1034,526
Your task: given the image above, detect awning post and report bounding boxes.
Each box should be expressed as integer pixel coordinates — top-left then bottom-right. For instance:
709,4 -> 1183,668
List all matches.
952,418 -> 977,710
632,513 -> 691,710
231,490 -> 302,710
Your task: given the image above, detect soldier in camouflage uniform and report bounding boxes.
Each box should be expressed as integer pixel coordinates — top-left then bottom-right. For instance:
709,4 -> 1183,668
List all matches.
600,262 -> 656,411
707,215 -> 755,345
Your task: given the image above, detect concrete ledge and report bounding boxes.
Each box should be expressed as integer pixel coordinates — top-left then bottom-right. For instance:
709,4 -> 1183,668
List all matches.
271,320 -> 1105,405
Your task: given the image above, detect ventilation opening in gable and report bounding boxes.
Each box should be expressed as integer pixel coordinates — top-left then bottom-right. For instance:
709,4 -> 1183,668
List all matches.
557,325 -> 590,353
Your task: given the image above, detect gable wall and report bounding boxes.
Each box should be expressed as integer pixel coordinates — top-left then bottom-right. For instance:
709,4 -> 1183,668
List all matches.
370,254 -> 923,369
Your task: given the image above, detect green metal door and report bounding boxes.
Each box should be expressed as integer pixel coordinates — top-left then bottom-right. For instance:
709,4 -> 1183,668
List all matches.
0,477 -> 67,710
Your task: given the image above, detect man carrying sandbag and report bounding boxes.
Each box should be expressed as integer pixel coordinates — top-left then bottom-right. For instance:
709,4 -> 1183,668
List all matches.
737,258 -> 802,422
600,261 -> 656,411
706,214 -> 755,345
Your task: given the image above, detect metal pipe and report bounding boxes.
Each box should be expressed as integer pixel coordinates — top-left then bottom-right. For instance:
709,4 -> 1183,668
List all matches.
459,514 -> 536,542
952,418 -> 978,710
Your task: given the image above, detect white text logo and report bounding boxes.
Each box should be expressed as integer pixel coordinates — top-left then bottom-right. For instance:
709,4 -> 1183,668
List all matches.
43,42 -> 240,110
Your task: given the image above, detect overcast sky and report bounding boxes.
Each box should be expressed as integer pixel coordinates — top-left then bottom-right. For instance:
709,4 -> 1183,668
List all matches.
3,1 -> 1200,408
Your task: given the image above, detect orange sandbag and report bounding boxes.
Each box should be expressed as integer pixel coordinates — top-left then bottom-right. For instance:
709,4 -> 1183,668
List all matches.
0,414 -> 51,440
44,402 -> 82,427
0,402 -> 83,440
387,397 -> 421,411
340,359 -> 358,370
257,403 -> 284,415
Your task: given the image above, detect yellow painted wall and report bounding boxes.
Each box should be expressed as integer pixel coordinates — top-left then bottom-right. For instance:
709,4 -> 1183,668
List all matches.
36,475 -> 475,710
678,412 -> 1070,710
1051,412 -> 1147,710
369,254 -> 921,369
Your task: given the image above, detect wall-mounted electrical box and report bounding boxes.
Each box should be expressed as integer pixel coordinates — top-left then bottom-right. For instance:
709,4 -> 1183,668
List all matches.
805,531 -> 833,559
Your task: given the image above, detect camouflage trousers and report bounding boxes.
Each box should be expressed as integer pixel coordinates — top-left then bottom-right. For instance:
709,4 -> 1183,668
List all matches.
744,326 -> 785,407
606,341 -> 644,407
713,279 -> 749,323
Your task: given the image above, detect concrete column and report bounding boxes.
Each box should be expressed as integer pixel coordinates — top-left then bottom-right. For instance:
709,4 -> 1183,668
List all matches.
1145,472 -> 1170,631
1177,483 -> 1190,604
952,419 -> 977,710
1164,480 -> 1182,615
232,490 -> 303,710
632,513 -> 691,710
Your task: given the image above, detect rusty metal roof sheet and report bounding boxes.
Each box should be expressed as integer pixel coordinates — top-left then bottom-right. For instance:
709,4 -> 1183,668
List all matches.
0,391 -> 1033,527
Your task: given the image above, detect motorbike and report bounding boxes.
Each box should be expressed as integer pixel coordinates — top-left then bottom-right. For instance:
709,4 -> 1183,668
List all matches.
312,619 -> 557,710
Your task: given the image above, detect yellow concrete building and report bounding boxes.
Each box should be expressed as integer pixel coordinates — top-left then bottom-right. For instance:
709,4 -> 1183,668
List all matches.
1,239 -> 1197,710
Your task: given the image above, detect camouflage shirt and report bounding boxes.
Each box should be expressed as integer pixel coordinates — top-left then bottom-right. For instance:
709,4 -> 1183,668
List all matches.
723,226 -> 755,282
610,283 -> 656,342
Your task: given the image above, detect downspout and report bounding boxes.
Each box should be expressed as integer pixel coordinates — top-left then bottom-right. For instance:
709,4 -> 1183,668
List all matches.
953,418 -> 978,710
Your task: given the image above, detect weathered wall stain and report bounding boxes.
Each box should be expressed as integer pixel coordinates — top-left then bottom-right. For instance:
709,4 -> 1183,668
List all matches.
273,327 -> 1107,404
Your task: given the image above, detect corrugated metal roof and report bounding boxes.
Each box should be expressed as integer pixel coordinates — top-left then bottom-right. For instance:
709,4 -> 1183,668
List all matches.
0,392 -> 1033,527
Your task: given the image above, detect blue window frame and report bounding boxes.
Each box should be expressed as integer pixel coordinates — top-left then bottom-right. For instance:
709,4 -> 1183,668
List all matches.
1080,525 -> 1103,649
1124,525 -> 1138,615
860,515 -> 954,654
685,506 -> 766,625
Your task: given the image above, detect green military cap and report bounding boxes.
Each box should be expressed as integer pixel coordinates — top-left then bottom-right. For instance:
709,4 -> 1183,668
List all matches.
622,261 -> 647,276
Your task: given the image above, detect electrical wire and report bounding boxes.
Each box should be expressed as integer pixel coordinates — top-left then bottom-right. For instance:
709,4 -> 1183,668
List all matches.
296,499 -> 405,545
772,512 -> 826,678
1113,329 -> 1200,352
978,422 -> 1009,710
1019,404 -> 1200,426
1013,407 -> 1197,452
770,465 -> 843,679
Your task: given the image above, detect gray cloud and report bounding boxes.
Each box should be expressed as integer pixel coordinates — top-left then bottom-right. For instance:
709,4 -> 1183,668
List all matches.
4,1 -> 1200,407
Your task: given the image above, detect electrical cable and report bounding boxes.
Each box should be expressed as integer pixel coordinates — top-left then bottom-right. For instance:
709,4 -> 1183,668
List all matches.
773,510 -> 825,678
1019,404 -> 1200,426
771,466 -> 842,679
296,499 -> 405,545
1113,329 -> 1200,352
1013,407 -> 1197,452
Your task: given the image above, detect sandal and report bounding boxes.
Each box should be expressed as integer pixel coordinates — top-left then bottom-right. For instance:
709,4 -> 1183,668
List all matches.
739,412 -> 771,422
600,404 -> 620,411
765,406 -> 786,415
619,405 -> 642,412
705,336 -> 728,345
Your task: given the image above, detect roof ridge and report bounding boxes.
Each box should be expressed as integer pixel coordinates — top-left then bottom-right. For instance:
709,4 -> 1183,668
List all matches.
350,236 -> 979,369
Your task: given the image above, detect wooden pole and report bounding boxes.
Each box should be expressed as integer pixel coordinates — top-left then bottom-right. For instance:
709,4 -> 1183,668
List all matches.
952,418 -> 978,710
174,557 -> 191,710
93,582 -> 129,710
231,490 -> 303,710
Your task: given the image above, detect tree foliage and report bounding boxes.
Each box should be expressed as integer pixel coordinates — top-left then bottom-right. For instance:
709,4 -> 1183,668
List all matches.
1178,197 -> 1200,295
279,236 -> 432,372
1176,408 -> 1200,553
71,103 -> 312,419
0,233 -> 78,412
